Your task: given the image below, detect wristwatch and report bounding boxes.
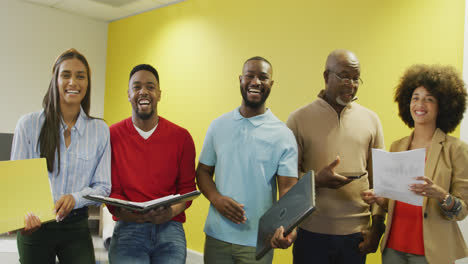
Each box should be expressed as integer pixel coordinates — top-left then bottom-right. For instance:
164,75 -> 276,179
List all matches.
441,194 -> 453,208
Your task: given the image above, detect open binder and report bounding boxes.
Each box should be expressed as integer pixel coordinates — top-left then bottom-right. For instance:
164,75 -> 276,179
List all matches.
84,190 -> 201,213
255,170 -> 316,260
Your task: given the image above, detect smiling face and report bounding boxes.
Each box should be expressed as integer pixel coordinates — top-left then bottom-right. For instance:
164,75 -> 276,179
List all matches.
57,58 -> 88,108
128,70 -> 161,121
239,60 -> 274,109
410,86 -> 438,127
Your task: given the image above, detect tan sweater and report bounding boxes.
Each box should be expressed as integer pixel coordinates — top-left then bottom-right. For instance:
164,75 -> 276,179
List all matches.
286,95 -> 385,235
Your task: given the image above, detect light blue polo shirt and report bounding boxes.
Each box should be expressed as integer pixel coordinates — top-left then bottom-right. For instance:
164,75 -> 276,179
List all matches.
199,107 -> 298,247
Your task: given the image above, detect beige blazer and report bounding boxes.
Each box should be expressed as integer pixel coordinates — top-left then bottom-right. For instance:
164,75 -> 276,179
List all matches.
380,128 -> 468,264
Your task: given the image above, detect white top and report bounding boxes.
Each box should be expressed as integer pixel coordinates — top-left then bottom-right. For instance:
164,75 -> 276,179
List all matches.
133,123 -> 158,140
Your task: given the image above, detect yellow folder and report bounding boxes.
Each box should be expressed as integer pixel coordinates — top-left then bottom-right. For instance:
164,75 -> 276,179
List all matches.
0,158 -> 55,234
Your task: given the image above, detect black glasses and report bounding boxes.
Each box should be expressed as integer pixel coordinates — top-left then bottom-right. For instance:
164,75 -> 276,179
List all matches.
330,71 -> 363,85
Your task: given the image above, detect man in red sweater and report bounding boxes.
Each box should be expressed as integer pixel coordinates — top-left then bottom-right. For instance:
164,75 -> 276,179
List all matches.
107,64 -> 196,264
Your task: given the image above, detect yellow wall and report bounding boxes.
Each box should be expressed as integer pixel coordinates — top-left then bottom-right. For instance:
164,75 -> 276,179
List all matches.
104,0 -> 465,263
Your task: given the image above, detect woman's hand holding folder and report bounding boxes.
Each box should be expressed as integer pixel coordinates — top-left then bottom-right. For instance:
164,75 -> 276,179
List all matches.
21,212 -> 41,235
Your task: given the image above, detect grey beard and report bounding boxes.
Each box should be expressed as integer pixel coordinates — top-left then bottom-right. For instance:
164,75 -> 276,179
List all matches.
336,96 -> 357,106
336,96 -> 349,106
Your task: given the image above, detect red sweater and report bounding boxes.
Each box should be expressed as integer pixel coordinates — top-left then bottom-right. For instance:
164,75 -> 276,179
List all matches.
109,117 -> 196,223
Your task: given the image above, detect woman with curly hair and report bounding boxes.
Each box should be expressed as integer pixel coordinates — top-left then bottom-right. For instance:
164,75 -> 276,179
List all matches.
362,64 -> 468,263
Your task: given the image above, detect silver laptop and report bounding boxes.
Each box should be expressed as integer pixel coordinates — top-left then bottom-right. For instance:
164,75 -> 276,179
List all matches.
255,170 -> 316,260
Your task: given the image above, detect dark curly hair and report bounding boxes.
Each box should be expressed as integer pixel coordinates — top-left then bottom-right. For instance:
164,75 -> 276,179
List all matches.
394,64 -> 467,133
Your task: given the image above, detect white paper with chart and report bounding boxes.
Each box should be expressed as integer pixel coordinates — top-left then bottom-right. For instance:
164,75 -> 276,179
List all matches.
372,148 -> 425,206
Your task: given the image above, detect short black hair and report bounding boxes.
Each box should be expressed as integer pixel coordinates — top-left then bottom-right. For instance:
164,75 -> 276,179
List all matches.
244,56 -> 272,69
395,64 -> 467,133
129,64 -> 159,83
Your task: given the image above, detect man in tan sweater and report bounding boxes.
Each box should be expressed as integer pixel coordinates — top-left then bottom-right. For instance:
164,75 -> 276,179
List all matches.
286,49 -> 386,264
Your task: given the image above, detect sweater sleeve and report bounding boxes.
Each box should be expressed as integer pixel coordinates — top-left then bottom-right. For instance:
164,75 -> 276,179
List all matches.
369,115 -> 386,216
176,130 -> 197,209
107,126 -> 128,216
286,113 -> 305,177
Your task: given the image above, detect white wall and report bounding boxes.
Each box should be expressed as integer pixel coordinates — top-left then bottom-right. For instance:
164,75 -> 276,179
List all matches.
458,0 -> 468,245
0,0 -> 108,133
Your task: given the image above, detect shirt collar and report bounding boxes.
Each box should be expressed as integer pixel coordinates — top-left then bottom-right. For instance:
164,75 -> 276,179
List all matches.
233,106 -> 272,127
60,106 -> 86,135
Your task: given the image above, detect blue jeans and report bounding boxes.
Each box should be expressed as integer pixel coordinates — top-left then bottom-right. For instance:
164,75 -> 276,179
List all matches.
109,221 -> 186,264
293,228 -> 366,264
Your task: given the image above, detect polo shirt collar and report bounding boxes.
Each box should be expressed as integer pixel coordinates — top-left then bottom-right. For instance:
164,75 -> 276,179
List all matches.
233,106 -> 272,127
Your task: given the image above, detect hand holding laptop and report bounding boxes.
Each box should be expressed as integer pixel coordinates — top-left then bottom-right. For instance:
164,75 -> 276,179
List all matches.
256,171 -> 316,260
270,226 -> 297,249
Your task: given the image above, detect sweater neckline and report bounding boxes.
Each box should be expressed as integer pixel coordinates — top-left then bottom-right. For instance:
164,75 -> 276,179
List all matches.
126,117 -> 165,142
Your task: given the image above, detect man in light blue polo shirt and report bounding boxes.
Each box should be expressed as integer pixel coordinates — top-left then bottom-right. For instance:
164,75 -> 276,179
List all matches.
196,56 -> 298,264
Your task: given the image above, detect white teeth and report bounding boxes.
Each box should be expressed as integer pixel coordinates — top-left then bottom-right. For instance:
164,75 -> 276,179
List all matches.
139,99 -> 150,105
248,89 -> 261,94
66,90 -> 79,94
415,111 -> 426,115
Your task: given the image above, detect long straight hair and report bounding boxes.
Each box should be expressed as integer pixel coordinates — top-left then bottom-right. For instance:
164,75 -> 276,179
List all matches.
39,48 -> 92,172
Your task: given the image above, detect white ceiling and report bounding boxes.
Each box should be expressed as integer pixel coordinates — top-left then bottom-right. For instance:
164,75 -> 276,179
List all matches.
18,0 -> 186,22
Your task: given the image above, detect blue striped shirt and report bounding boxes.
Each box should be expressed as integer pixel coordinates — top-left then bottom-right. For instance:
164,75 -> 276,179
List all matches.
11,108 -> 111,209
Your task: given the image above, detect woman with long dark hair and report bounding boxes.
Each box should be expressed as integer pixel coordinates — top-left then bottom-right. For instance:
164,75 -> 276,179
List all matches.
11,48 -> 111,263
